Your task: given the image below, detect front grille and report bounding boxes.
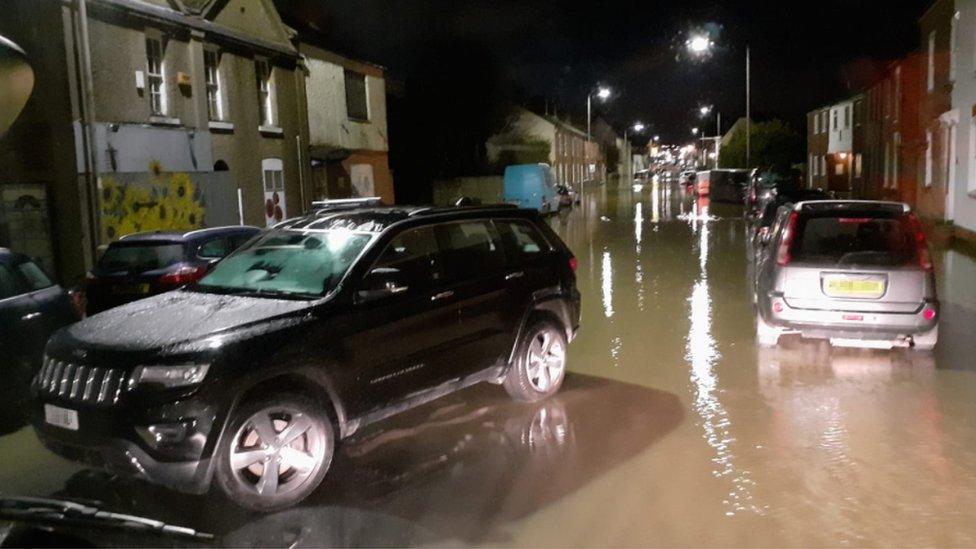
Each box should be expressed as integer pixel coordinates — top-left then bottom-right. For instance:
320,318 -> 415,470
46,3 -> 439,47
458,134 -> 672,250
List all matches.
34,357 -> 129,406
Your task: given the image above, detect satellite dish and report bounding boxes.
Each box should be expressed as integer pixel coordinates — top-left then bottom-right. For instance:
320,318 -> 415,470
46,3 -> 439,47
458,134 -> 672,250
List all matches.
0,35 -> 34,136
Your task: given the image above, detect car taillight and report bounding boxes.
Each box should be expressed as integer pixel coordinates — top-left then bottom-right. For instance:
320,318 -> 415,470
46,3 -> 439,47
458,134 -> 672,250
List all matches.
158,265 -> 206,287
568,256 -> 578,273
923,308 -> 937,321
775,212 -> 799,266
907,213 -> 933,271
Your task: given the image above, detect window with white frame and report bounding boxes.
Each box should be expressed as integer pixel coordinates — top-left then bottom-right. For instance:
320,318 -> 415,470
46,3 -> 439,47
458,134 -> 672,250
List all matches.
893,133 -> 900,189
832,109 -> 838,131
951,12 -> 959,82
894,67 -> 901,122
344,70 -> 369,121
255,58 -> 274,126
855,153 -> 863,178
884,141 -> 891,188
809,154 -> 814,184
145,32 -> 166,116
928,30 -> 936,92
925,129 -> 933,187
813,113 -> 820,134
820,156 -> 826,178
970,118 -> 976,193
204,48 -> 222,121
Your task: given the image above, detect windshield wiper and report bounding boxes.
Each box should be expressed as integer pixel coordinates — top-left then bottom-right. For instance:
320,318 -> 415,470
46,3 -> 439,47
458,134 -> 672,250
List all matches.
0,496 -> 214,541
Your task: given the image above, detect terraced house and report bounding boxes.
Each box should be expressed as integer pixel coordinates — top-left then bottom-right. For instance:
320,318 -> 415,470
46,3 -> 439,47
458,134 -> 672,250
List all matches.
0,0 -> 311,283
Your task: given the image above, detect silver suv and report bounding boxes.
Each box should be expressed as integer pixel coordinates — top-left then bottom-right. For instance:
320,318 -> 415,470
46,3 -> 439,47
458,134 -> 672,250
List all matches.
753,200 -> 938,350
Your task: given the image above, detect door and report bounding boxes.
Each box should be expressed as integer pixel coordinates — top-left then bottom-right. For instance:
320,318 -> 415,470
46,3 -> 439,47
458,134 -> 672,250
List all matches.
495,219 -> 556,328
343,225 -> 459,416
433,220 -> 511,379
0,260 -> 50,397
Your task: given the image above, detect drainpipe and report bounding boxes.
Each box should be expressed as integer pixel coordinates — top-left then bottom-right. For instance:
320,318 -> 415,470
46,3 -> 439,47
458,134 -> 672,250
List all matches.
296,134 -> 306,212
76,0 -> 101,265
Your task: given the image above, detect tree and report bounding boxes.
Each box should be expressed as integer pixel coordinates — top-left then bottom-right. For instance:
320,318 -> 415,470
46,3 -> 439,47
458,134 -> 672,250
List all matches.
719,119 -> 803,172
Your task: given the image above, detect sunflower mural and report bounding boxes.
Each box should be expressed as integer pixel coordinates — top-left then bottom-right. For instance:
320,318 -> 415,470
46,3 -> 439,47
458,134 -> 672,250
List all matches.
97,168 -> 207,243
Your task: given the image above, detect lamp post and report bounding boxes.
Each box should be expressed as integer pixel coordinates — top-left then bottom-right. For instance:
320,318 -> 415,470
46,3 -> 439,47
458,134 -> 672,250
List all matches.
587,86 -> 611,139
623,122 -> 645,180
688,34 -> 751,167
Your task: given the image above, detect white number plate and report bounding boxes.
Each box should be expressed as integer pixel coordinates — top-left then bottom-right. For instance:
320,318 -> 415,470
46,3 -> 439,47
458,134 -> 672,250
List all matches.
44,404 -> 79,431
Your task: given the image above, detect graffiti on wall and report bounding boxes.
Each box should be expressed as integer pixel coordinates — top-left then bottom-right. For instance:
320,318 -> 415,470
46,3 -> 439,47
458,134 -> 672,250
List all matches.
99,168 -> 205,242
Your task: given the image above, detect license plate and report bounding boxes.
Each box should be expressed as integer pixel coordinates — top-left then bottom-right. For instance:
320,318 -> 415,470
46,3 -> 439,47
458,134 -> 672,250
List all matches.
112,283 -> 149,295
824,277 -> 885,298
44,404 -> 79,431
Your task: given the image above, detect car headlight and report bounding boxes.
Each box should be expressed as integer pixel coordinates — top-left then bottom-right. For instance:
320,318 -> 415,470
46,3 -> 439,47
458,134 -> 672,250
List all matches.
130,364 -> 210,389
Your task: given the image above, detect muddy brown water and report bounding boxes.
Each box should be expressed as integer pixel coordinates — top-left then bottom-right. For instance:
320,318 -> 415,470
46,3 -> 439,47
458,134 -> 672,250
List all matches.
2,180 -> 976,546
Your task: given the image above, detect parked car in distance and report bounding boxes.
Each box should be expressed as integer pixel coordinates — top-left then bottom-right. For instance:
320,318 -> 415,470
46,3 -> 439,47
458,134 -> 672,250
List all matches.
680,170 -> 697,191
85,226 -> 261,315
753,200 -> 938,351
0,249 -> 79,420
744,168 -> 804,219
696,169 -> 751,203
504,163 -> 559,214
32,204 -> 580,512
556,184 -> 579,208
747,188 -> 830,260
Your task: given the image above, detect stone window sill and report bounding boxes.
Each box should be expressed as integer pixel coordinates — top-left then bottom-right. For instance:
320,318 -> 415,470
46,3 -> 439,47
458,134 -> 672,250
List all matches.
209,120 -> 235,132
148,115 -> 182,127
259,125 -> 284,136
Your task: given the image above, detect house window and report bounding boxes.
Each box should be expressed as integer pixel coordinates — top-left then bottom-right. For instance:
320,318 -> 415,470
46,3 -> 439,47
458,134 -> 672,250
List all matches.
813,113 -> 820,134
832,110 -> 838,131
820,156 -> 826,178
844,105 -> 851,129
344,70 -> 369,121
261,158 -> 286,227
925,129 -> 933,187
255,58 -> 274,126
854,101 -> 862,127
951,12 -> 959,82
893,133 -> 900,189
928,30 -> 936,92
855,153 -> 863,178
204,48 -> 222,121
969,118 -> 976,193
884,142 -> 891,187
808,154 -> 815,185
894,67 -> 901,122
145,32 -> 166,115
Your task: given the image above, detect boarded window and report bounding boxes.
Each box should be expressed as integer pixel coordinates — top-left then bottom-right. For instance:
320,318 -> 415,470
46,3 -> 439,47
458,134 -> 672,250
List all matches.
344,70 -> 369,121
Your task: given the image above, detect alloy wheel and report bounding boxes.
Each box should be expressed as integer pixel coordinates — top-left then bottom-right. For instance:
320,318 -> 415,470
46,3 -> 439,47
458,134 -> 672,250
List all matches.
526,328 -> 566,392
229,407 -> 327,498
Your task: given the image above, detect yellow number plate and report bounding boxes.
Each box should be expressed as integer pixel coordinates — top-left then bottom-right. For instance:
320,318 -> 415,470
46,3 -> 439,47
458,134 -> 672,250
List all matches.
825,278 -> 884,297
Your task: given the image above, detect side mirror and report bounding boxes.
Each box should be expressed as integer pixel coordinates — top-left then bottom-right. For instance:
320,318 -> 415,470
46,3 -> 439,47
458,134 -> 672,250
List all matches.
357,267 -> 408,302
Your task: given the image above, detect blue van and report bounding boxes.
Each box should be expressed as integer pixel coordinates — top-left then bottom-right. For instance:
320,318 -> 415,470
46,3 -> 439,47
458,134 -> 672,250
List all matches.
504,163 -> 559,214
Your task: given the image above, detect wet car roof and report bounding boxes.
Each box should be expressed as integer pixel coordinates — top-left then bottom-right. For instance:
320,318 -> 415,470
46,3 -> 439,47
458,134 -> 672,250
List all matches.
795,200 -> 909,214
275,205 -> 525,233
117,227 -> 259,243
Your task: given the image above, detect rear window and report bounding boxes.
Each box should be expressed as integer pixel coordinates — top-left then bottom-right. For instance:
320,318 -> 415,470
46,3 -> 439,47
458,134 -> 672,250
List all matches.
790,211 -> 918,267
97,242 -> 185,273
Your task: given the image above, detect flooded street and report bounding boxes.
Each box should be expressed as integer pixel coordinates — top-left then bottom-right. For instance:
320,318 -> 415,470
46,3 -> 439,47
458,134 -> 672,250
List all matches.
3,180 -> 976,546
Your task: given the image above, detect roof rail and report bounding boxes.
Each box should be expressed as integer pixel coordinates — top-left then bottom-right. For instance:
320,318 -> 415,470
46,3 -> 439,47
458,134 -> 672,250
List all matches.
410,203 -> 519,217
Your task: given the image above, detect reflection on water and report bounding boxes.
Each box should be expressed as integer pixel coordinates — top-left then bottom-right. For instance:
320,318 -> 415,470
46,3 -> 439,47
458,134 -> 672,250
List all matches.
600,250 -> 614,319
41,375 -> 683,546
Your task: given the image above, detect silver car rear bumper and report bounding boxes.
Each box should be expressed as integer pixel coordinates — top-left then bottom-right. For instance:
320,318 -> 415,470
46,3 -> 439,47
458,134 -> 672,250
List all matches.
765,296 -> 938,341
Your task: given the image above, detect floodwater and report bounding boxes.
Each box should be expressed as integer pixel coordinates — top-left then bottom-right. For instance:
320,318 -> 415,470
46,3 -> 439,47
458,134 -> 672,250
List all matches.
3,180 -> 976,546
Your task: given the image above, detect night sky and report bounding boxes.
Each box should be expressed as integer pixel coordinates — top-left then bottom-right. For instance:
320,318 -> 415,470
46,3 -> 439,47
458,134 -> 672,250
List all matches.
276,0 -> 931,144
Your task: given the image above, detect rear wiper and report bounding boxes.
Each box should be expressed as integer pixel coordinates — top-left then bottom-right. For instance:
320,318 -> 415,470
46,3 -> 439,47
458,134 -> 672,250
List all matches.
0,496 -> 214,541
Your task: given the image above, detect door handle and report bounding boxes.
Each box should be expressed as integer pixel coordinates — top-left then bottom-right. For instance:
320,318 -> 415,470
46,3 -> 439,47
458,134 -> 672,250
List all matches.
505,271 -> 525,281
431,291 -> 454,302
21,312 -> 41,321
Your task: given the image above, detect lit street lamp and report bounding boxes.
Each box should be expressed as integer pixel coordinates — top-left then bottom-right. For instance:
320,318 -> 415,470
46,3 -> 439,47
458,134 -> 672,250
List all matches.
587,86 -> 611,139
699,105 -> 713,117
687,31 -> 752,166
691,127 -> 700,136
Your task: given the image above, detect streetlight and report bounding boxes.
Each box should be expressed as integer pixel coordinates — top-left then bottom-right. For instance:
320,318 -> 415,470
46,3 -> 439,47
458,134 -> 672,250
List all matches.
691,127 -> 699,136
699,105 -> 713,117
653,135 -> 660,142
587,86 -> 611,139
687,31 -> 751,166
686,34 -> 713,56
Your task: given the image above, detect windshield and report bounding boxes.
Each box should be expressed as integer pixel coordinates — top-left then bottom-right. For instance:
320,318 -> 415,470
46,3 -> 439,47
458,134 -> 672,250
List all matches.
197,230 -> 373,298
97,242 -> 184,273
790,211 -> 918,267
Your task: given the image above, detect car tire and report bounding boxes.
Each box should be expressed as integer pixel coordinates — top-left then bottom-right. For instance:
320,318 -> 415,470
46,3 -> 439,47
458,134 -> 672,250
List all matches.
214,393 -> 334,513
504,317 -> 568,402
756,312 -> 781,348
913,325 -> 938,352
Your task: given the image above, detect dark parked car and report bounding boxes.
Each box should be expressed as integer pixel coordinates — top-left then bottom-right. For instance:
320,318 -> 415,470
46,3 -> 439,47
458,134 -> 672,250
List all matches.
744,168 -> 804,219
31,205 -> 580,512
85,226 -> 261,315
0,249 -> 78,425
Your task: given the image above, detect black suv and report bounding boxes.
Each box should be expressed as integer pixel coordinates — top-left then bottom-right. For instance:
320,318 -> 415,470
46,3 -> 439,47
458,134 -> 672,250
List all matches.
30,205 -> 580,511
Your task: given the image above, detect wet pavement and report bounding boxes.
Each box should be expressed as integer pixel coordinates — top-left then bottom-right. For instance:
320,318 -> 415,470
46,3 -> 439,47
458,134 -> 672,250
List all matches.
4,180 -> 976,546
